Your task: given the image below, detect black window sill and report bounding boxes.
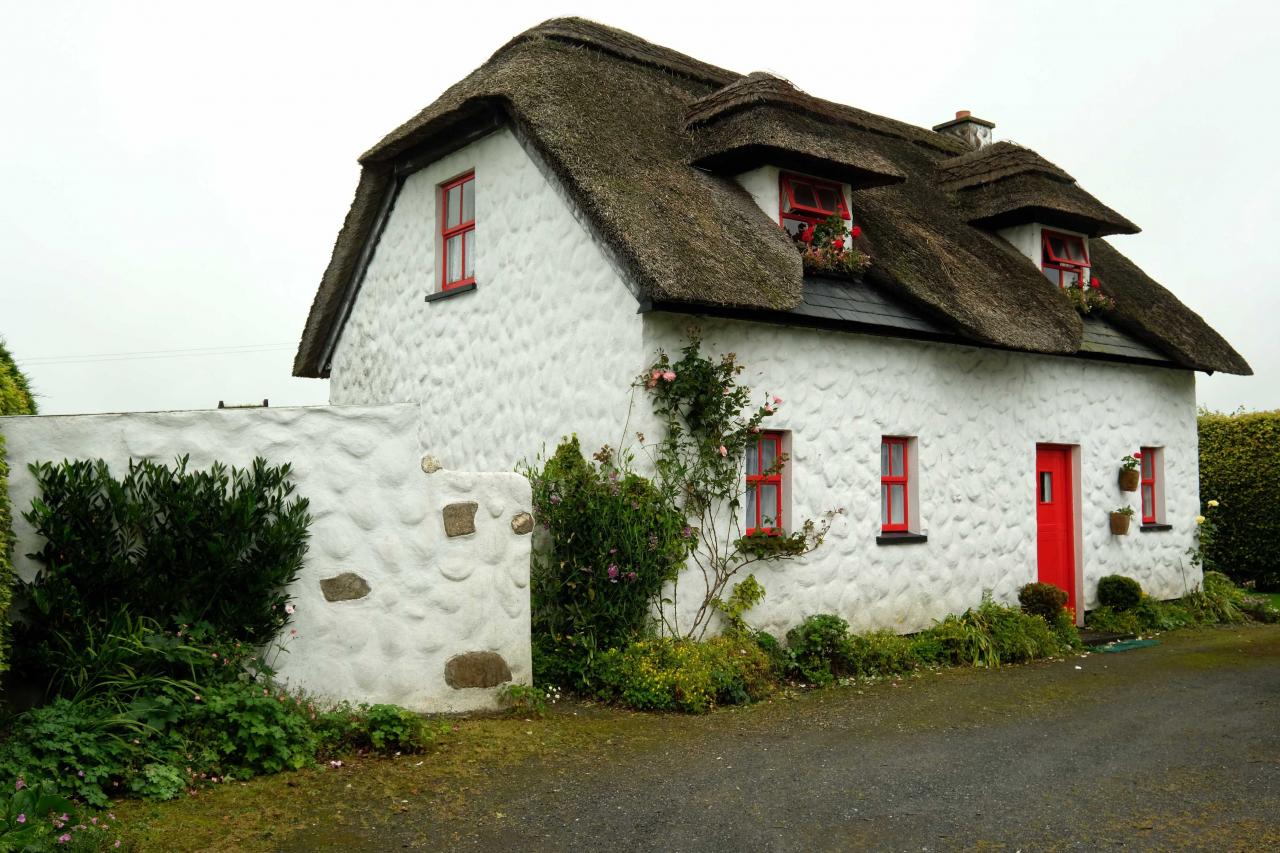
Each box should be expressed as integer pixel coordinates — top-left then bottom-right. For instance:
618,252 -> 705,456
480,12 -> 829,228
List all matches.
1139,523 -> 1173,532
425,283 -> 477,303
876,532 -> 928,545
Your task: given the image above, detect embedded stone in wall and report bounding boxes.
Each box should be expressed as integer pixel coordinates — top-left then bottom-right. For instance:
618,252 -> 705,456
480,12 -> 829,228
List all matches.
320,572 -> 372,602
510,511 -> 534,535
442,501 -> 478,537
444,651 -> 512,689
420,455 -> 442,474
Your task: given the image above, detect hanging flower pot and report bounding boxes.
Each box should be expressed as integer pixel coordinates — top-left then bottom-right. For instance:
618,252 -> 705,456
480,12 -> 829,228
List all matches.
1118,452 -> 1141,492
1110,508 -> 1134,535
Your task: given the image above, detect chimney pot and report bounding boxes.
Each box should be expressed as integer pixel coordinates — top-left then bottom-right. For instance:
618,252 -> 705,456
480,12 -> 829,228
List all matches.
956,110 -> 971,119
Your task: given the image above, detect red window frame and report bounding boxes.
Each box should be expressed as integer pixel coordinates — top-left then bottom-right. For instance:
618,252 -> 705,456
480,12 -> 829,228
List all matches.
779,172 -> 850,235
440,171 -> 475,291
746,431 -> 785,535
881,437 -> 910,533
1139,447 -> 1158,524
1041,229 -> 1089,288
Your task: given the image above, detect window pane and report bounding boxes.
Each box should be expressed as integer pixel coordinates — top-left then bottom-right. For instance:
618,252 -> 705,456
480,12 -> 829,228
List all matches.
1142,454 -> 1153,478
464,228 -> 475,279
1062,269 -> 1081,289
792,181 -> 817,209
746,442 -> 759,475
461,178 -> 475,223
1065,237 -> 1086,262
1043,266 -> 1060,285
890,485 -> 905,525
761,437 -> 777,473
814,187 -> 838,215
1040,471 -> 1052,503
760,485 -> 778,526
746,486 -> 758,528
1142,485 -> 1154,518
445,234 -> 462,283
881,485 -> 890,525
891,442 -> 904,477
446,185 -> 461,228
881,441 -> 890,477
1049,235 -> 1067,259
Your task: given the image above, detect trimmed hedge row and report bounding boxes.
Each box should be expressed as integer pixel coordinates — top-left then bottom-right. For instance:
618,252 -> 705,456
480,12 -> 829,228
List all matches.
1199,410 -> 1280,589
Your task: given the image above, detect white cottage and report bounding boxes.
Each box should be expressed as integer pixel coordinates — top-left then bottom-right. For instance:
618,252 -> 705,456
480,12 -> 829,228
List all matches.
293,19 -> 1250,636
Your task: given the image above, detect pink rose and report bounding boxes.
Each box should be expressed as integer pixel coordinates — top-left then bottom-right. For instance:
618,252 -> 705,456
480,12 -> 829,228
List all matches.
663,371 -> 676,382
718,445 -> 728,456
772,395 -> 782,405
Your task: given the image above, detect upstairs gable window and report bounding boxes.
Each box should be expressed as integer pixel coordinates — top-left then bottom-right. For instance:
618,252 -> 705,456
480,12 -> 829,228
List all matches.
440,171 -> 475,291
1041,229 -> 1089,288
779,173 -> 850,238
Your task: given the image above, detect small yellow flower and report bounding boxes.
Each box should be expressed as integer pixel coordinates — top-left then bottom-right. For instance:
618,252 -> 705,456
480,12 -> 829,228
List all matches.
1207,499 -> 1219,508
1196,515 -> 1206,525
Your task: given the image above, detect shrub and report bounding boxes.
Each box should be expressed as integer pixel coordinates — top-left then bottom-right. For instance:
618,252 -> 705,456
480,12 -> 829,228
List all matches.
919,595 -> 1068,667
1097,576 -> 1143,611
17,456 -> 311,686
843,631 -> 916,678
1018,582 -> 1069,621
524,437 -> 690,689
0,779 -> 122,851
750,630 -> 792,677
593,636 -> 774,713
785,614 -> 852,686
0,435 -> 13,680
1198,409 -> 1280,589
500,684 -> 552,718
1182,570 -> 1246,624
185,681 -> 317,779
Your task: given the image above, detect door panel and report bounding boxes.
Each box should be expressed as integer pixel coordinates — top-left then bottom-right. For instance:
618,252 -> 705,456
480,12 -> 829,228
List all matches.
1036,445 -> 1077,617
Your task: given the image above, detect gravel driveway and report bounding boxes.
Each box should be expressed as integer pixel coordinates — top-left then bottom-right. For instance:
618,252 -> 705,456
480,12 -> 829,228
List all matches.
301,626 -> 1280,851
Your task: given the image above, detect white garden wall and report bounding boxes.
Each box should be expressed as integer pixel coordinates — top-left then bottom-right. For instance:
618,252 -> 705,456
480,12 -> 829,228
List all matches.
1,404 -> 532,713
329,125 -> 644,472
643,315 -> 1202,637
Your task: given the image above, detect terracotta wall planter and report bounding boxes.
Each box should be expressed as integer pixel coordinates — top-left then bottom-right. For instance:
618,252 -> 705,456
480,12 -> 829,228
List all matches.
1110,512 -> 1132,535
1118,468 -> 1140,492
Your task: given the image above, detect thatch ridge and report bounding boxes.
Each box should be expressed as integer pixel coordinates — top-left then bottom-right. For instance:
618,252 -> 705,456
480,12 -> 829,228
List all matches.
935,141 -> 1074,189
293,17 -> 1249,378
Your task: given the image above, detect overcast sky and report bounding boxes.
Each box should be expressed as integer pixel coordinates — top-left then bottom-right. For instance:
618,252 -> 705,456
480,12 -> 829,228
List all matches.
2,0 -> 1275,415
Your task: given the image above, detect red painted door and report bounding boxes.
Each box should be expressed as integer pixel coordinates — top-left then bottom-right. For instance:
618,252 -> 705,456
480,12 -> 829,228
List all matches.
1036,445 -> 1077,616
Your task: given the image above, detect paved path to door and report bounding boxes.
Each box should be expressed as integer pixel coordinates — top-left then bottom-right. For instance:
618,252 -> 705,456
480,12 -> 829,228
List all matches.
304,626 -> 1280,851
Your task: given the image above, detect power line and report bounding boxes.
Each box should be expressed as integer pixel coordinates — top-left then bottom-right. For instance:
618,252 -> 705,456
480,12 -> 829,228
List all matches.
20,343 -> 297,367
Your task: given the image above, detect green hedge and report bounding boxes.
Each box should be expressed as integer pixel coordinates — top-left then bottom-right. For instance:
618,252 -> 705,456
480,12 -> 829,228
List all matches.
1199,410 -> 1280,589
0,338 -> 36,677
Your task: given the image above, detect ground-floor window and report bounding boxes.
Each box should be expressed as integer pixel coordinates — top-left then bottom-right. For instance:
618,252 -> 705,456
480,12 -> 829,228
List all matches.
881,436 -> 913,532
1139,446 -> 1163,524
746,431 -> 786,534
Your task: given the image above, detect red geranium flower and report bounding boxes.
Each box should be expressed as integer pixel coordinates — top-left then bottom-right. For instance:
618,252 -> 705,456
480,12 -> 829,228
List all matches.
1089,277 -> 1101,289
850,225 -> 863,239
832,238 -> 845,251
800,225 -> 815,244
1133,451 -> 1142,458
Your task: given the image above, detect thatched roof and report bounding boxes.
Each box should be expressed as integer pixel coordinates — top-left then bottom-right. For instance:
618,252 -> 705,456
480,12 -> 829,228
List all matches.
294,18 -> 1249,377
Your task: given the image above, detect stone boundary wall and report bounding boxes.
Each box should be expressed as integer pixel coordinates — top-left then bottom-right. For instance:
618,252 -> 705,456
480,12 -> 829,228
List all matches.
0,404 -> 531,713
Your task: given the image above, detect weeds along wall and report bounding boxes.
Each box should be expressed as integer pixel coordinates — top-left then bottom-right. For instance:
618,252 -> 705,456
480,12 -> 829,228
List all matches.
0,404 -> 532,712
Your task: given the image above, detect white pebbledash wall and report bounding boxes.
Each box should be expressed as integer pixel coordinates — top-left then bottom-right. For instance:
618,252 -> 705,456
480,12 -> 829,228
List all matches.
1,405 -> 533,713
325,125 -> 1203,638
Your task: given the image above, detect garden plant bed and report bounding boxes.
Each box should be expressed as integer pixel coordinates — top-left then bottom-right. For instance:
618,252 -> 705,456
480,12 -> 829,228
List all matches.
108,625 -> 1280,851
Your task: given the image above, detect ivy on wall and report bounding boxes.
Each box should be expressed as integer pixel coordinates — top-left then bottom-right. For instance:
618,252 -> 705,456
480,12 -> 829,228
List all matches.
0,338 -> 37,676
1198,409 -> 1280,590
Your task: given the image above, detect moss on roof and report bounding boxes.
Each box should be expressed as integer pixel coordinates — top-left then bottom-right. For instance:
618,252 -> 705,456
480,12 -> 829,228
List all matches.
294,17 -> 1249,378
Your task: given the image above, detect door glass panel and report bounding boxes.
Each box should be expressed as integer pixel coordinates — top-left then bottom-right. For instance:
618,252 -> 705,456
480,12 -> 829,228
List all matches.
1040,471 -> 1052,503
891,442 -> 904,477
461,179 -> 475,223
890,485 -> 905,525
446,185 -> 461,228
463,229 -> 475,279
445,235 -> 462,283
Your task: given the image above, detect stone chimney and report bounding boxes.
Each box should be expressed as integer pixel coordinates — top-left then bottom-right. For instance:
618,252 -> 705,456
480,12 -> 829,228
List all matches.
932,110 -> 995,150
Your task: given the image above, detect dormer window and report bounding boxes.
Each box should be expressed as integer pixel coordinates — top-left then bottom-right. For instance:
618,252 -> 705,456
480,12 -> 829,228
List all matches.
779,173 -> 850,238
1041,230 -> 1089,288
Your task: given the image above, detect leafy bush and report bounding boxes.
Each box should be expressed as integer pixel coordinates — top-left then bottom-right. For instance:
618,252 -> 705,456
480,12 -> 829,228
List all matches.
593,637 -> 774,713
0,339 -> 36,416
0,779 -> 122,851
1097,575 -> 1143,611
785,614 -> 853,686
185,682 -> 317,780
525,437 -> 690,689
918,595 -> 1069,668
843,631 -> 917,678
0,435 -> 13,680
1086,572 -> 1262,634
1182,570 -> 1246,624
499,684 -> 556,718
17,456 -> 311,687
312,702 -> 444,757
1018,583 -> 1069,621
1198,409 -> 1280,589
